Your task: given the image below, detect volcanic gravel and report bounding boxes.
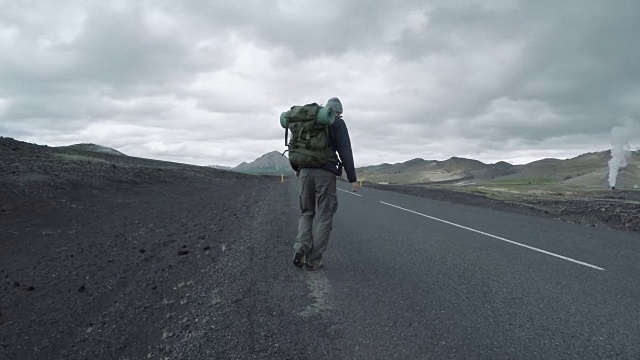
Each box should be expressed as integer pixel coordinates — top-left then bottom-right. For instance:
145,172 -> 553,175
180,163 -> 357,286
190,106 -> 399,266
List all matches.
1,136 -> 637,359
1,137 -> 343,359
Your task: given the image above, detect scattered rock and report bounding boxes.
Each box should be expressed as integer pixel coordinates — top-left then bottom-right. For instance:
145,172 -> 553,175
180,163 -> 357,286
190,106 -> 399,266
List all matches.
78,284 -> 86,293
203,246 -> 211,251
13,282 -> 19,288
26,286 -> 35,291
139,249 -> 146,254
178,250 -> 190,256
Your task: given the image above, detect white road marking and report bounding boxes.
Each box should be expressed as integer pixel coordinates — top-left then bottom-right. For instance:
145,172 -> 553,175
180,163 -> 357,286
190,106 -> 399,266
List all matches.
380,201 -> 605,271
338,188 -> 362,196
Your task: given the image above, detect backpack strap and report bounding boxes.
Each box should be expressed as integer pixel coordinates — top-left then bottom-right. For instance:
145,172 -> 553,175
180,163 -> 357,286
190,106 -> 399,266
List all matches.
284,127 -> 289,146
282,128 -> 289,156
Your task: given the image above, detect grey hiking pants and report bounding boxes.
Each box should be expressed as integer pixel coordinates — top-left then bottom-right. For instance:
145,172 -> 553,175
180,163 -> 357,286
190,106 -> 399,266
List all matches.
294,168 -> 338,264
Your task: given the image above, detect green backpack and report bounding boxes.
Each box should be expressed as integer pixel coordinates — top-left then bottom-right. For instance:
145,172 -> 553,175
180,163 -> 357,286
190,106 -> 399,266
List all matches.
280,103 -> 339,169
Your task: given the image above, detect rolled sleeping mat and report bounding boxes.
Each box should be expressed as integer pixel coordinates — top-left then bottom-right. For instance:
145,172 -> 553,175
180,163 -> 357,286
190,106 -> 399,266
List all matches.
316,106 -> 335,125
280,111 -> 290,128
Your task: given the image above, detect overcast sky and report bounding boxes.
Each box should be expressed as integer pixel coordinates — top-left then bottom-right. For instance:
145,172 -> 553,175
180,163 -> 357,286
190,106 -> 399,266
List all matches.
1,0 -> 639,167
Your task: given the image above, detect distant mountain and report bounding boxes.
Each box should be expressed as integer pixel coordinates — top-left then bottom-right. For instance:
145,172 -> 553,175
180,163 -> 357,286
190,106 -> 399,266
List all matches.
358,156 -> 517,184
357,150 -> 640,188
58,143 -> 126,156
513,150 -> 640,188
234,151 -> 293,174
504,152 -> 611,180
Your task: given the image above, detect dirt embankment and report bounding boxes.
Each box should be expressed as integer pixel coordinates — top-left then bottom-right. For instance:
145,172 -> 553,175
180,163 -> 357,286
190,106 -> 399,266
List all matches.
368,183 -> 640,232
1,137 -> 337,359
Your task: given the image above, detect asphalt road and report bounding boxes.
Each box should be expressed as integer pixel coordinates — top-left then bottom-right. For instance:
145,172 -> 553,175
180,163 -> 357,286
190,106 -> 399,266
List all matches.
296,181 -> 640,359
3,172 -> 639,359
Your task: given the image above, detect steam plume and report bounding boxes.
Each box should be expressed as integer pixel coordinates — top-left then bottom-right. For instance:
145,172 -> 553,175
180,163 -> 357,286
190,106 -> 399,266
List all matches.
608,120 -> 637,188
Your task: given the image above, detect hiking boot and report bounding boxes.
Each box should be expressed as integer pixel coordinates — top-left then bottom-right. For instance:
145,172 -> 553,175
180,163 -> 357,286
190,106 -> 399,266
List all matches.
293,249 -> 305,268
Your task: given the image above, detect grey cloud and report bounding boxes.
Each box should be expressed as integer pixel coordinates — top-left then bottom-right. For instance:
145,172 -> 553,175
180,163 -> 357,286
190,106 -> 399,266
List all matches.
380,1 -> 640,135
0,2 -> 241,98
2,0 -> 639,167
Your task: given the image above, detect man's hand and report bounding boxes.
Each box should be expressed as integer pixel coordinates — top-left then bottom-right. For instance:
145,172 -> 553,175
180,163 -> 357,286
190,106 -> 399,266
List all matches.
351,181 -> 360,192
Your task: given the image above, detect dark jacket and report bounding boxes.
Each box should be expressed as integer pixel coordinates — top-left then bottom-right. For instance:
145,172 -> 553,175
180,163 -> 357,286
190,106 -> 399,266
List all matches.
322,116 -> 357,183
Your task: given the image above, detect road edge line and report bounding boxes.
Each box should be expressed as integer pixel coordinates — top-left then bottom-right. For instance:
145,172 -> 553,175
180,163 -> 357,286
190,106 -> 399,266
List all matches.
338,188 -> 362,197
379,201 -> 605,271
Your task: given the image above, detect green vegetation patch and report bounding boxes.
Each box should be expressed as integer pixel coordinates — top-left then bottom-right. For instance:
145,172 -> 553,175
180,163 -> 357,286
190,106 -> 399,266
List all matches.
55,153 -> 110,163
486,177 -> 558,186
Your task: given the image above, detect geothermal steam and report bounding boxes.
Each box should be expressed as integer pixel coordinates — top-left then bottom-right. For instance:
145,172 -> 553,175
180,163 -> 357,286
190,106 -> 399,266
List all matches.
608,124 -> 633,188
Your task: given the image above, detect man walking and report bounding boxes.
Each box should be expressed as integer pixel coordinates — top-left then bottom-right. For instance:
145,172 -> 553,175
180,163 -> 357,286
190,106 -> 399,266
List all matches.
293,97 -> 359,270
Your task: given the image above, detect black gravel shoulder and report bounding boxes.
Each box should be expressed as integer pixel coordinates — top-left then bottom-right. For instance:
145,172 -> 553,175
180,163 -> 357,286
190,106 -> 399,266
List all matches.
0,137 -> 340,359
